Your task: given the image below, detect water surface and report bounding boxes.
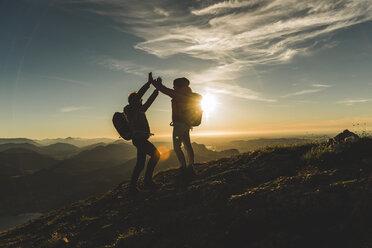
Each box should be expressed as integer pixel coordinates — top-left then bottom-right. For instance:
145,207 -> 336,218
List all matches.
0,213 -> 42,232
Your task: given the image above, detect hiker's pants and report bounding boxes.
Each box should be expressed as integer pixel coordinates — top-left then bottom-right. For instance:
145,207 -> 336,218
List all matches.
173,122 -> 194,168
131,138 -> 160,186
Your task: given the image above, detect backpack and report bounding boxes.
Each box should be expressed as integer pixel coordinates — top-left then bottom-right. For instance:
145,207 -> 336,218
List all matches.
112,112 -> 132,140
174,93 -> 203,126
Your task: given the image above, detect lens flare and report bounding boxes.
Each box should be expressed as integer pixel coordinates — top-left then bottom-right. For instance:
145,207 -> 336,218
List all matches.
157,146 -> 171,160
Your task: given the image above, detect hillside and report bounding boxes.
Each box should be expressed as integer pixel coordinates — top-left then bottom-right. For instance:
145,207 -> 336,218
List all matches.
0,149 -> 57,176
42,143 -> 80,159
0,142 -> 232,215
0,143 -> 137,215
0,143 -> 80,160
1,137 -> 372,247
0,143 -> 43,154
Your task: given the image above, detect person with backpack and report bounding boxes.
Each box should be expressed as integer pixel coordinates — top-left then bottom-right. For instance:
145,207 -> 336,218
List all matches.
123,73 -> 161,193
151,77 -> 202,174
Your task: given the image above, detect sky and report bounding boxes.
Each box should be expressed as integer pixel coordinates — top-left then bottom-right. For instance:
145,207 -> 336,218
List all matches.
1,0 -> 372,139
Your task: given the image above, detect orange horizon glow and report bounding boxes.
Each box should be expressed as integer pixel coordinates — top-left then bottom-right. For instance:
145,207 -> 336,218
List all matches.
4,115 -> 371,140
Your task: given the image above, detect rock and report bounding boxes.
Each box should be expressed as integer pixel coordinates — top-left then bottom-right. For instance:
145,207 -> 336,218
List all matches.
333,129 -> 359,143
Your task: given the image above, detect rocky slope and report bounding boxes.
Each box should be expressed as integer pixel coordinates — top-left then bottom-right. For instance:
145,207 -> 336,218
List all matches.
1,137 -> 372,248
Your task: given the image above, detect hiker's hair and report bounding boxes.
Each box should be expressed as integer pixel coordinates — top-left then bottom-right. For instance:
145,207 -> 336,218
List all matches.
128,91 -> 139,104
173,77 -> 190,88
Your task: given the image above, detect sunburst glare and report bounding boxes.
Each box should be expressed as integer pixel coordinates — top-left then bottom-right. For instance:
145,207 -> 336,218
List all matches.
201,93 -> 218,117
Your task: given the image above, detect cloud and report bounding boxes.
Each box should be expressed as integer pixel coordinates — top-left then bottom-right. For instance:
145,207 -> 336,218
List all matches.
191,0 -> 262,16
99,58 -> 180,77
312,83 -> 333,88
206,84 -> 276,102
73,0 -> 372,102
99,59 -> 150,76
282,82 -> 332,97
75,0 -> 372,64
154,7 -> 169,17
336,99 -> 370,105
189,62 -> 276,102
282,88 -> 323,98
60,106 -> 91,113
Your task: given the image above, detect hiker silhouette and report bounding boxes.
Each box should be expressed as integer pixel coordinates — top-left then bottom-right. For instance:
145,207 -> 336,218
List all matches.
152,76 -> 201,174
124,73 -> 161,193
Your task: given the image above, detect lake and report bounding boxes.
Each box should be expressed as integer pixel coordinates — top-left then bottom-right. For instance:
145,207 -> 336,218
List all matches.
0,213 -> 42,232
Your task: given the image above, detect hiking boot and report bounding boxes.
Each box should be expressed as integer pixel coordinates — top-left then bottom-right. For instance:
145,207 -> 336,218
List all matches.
143,181 -> 162,190
179,166 -> 187,173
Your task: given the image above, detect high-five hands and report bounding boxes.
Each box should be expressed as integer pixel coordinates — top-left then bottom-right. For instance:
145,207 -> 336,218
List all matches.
155,77 -> 162,84
147,72 -> 154,84
148,72 -> 162,87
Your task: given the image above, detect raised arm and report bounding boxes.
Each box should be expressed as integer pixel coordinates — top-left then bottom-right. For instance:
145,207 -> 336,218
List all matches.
137,72 -> 153,98
141,90 -> 159,112
137,82 -> 150,99
152,77 -> 176,98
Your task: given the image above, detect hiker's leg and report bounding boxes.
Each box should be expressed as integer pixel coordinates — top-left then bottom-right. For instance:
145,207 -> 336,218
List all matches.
130,140 -> 146,187
144,140 -> 160,183
183,128 -> 194,167
173,123 -> 186,168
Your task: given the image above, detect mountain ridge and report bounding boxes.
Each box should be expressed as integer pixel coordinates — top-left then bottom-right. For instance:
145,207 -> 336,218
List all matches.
1,137 -> 371,247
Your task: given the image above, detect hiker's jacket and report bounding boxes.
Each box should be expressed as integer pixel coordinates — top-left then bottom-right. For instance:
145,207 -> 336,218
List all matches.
152,81 -> 192,125
124,82 -> 158,139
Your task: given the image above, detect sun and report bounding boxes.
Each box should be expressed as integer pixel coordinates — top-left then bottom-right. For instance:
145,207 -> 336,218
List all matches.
201,93 -> 218,117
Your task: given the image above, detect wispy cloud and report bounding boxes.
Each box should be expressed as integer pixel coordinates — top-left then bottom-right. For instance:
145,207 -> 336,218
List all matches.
189,62 -> 276,102
99,58 -> 180,77
282,88 -> 323,98
154,7 -> 169,17
76,0 -> 372,64
336,99 -> 370,106
191,0 -> 262,16
206,84 -> 276,102
60,106 -> 91,113
282,82 -> 332,97
312,83 -> 333,88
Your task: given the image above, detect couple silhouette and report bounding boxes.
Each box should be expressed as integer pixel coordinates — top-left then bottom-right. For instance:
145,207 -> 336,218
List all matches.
124,73 -> 198,194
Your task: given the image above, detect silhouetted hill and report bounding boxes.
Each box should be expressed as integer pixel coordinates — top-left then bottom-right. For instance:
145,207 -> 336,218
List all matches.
80,142 -> 107,151
0,141 -> 126,160
42,143 -> 80,159
0,143 -> 43,154
64,143 -> 136,168
2,137 -> 371,247
37,137 -> 116,147
0,143 -> 137,215
0,138 -> 39,145
223,138 -> 312,152
0,149 -> 56,176
0,143 -> 79,160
